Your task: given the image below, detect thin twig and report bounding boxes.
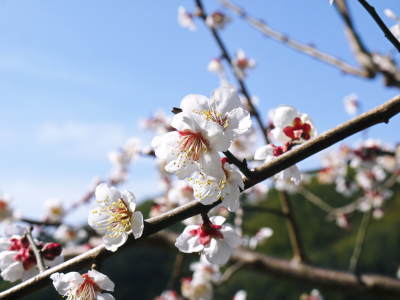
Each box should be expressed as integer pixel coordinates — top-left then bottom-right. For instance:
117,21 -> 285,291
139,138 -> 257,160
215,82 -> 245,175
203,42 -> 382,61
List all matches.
299,186 -> 334,213
279,191 -> 307,263
349,210 -> 372,273
25,227 -> 46,273
218,261 -> 246,284
220,0 -> 365,77
1,95 -> 400,299
357,0 -> 400,53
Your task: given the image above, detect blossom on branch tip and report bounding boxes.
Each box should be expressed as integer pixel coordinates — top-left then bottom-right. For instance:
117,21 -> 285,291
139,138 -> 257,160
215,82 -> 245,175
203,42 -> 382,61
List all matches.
175,216 -> 241,265
181,276 -> 213,300
152,86 -> 251,179
51,269 -> 115,300
88,183 -> 144,252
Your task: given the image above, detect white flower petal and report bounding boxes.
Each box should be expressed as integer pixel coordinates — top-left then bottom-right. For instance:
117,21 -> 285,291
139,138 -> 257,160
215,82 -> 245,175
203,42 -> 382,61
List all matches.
131,211 -> 144,239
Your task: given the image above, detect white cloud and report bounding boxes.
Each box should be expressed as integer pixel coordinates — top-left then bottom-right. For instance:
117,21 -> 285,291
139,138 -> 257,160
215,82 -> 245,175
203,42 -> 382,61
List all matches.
36,121 -> 130,160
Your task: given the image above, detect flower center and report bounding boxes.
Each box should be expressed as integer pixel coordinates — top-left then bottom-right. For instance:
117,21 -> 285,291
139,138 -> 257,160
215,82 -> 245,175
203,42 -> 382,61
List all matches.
190,223 -> 224,246
68,274 -> 100,300
237,58 -> 249,69
92,198 -> 132,238
283,117 -> 312,141
178,130 -> 209,161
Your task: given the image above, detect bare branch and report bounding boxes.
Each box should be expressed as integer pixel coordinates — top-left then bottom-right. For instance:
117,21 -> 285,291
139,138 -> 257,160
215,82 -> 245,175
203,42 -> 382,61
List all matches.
279,191 -> 307,263
357,0 -> 400,53
220,0 -> 366,77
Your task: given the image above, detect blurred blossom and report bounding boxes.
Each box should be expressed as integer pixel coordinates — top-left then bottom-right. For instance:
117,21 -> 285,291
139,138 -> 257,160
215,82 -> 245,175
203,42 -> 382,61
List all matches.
178,6 -> 196,31
343,93 -> 359,115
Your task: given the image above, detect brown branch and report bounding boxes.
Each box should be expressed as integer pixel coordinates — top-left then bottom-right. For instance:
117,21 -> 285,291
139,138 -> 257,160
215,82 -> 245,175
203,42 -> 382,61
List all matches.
220,0 -> 366,77
279,191 -> 307,263
357,0 -> 400,53
218,261 -> 246,284
1,95 -> 400,298
25,227 -> 46,273
19,218 -> 61,227
334,0 -> 376,77
194,0 -> 269,144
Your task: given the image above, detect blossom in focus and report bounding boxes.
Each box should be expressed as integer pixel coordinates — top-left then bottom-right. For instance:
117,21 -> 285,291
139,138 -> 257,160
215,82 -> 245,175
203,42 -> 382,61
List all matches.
0,235 -> 62,282
343,93 -> 359,115
88,183 -> 144,252
152,86 -> 251,179
178,6 -> 196,31
233,49 -> 256,79
51,269 -> 115,300
233,290 -> 247,300
206,11 -> 231,29
44,199 -> 65,223
190,158 -> 244,212
175,216 -> 241,265
268,105 -> 316,145
181,276 -> 213,300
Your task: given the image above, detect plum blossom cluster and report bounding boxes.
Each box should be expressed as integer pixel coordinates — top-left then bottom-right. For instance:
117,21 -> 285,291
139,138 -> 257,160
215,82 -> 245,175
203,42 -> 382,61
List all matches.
0,235 -> 62,282
255,106 -> 317,192
318,139 -> 399,224
178,7 -> 230,32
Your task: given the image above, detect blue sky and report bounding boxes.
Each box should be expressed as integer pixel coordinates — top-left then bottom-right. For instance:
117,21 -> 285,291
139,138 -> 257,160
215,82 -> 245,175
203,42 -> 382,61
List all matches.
0,0 -> 399,223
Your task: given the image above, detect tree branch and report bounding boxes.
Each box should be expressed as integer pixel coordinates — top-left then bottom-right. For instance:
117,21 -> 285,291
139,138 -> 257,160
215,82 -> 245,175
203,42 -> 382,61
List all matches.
349,210 -> 372,273
220,0 -> 366,77
357,0 -> 400,53
25,227 -> 46,273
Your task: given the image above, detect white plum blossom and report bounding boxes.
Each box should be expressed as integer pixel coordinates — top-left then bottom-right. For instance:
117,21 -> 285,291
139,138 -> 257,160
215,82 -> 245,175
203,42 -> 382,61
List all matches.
152,86 -> 251,179
190,255 -> 221,283
233,290 -> 247,300
88,184 -> 144,252
181,276 -> 213,300
0,235 -> 62,282
254,144 -> 302,186
155,290 -> 181,300
384,9 -> 400,41
343,93 -> 360,115
140,110 -> 172,135
206,11 -> 231,29
44,199 -> 65,223
268,105 -> 316,145
54,225 -> 88,245
178,6 -> 196,31
190,158 -> 244,212
175,216 -> 241,265
233,49 -> 256,79
51,269 -> 115,300
208,58 -> 224,75
168,180 -> 195,206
